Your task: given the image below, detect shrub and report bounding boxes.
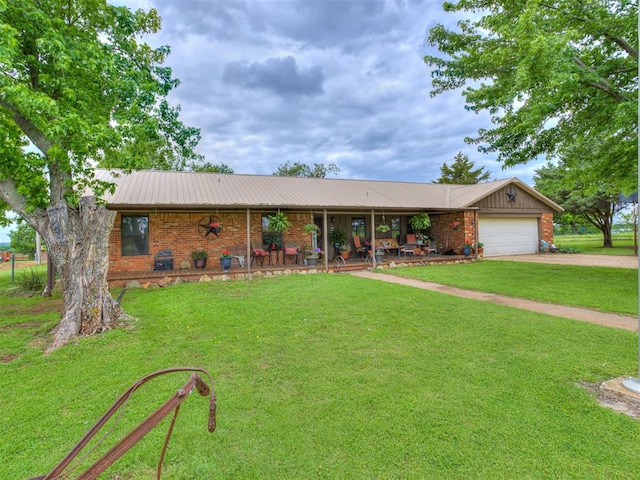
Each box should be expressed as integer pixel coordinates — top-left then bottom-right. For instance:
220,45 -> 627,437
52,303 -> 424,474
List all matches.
17,267 -> 46,292
557,245 -> 580,254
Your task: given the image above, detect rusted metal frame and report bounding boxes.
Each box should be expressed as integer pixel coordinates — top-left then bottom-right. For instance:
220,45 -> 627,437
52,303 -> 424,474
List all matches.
77,376 -> 199,479
40,367 -> 216,480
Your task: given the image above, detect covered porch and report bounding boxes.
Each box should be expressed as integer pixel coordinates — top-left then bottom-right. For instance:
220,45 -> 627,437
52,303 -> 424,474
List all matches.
107,251 -> 473,288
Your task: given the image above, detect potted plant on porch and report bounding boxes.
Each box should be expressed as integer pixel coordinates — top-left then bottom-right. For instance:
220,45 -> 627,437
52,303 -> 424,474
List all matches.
328,227 -> 346,248
303,246 -> 323,266
220,249 -> 233,272
462,243 -> 472,257
338,243 -> 351,260
192,249 -> 208,268
374,247 -> 385,263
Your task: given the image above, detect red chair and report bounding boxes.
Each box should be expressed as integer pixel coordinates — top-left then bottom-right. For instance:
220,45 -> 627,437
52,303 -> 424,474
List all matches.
284,242 -> 299,264
352,236 -> 368,258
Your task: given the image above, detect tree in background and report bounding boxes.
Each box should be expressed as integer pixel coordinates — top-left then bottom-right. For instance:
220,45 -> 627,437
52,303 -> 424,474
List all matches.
435,152 -> 490,184
0,1 -> 202,349
9,223 -> 35,258
273,162 -> 340,178
425,1 -> 637,192
534,160 -> 627,248
191,162 -> 234,173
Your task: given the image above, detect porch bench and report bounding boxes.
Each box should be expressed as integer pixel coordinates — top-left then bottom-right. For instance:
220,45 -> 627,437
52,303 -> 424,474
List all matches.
225,245 -> 247,267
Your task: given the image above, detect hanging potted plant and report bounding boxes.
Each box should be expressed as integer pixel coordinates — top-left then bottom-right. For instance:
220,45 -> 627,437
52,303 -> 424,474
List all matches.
303,223 -> 320,234
267,211 -> 292,233
410,212 -> 431,233
192,249 -> 208,269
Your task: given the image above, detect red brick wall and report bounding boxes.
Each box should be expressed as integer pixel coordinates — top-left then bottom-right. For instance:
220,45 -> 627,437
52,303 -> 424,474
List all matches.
108,211 -> 314,273
540,212 -> 554,244
429,212 -> 473,252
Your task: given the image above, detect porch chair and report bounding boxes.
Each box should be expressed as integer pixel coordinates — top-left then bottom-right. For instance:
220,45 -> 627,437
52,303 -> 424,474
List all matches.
352,236 -> 368,258
425,240 -> 439,258
284,242 -> 300,264
251,242 -> 270,266
400,243 -> 423,260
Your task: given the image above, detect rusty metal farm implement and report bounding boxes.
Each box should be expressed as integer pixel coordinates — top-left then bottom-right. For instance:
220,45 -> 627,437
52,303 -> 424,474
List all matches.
28,367 -> 216,480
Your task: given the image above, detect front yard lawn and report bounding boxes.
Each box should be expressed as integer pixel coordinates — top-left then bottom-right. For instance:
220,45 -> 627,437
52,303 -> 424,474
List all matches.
555,233 -> 635,255
387,261 -> 638,316
1,271 -> 639,479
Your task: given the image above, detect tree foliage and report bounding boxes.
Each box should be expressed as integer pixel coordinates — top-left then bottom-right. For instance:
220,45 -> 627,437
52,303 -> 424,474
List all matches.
9,223 -> 35,257
0,0 -> 202,210
273,161 -> 340,178
435,151 -> 491,184
425,0 -> 637,192
0,0 -> 202,348
534,160 -> 627,247
191,162 -> 234,173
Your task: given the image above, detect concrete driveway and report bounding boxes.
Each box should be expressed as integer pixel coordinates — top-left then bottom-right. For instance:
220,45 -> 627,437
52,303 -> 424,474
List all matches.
486,254 -> 638,269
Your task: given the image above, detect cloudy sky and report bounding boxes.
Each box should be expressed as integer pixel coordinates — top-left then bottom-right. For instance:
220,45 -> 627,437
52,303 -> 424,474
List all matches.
2,0 -> 545,243
116,0 -> 544,183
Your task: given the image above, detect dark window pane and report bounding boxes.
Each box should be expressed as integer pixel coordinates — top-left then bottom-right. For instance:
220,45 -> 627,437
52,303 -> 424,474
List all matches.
122,215 -> 149,256
262,214 -> 282,249
352,217 -> 366,238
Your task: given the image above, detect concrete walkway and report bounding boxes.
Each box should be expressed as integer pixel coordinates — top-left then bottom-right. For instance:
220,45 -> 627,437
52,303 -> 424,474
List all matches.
487,253 -> 638,269
349,269 -> 638,332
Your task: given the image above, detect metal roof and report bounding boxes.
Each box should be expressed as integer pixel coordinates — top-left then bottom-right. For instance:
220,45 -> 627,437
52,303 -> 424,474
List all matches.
94,169 -> 563,212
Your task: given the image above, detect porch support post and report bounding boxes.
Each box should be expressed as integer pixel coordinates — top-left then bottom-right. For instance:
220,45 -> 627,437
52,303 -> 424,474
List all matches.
323,210 -> 328,270
370,210 -> 376,266
474,210 -> 479,259
246,209 -> 251,274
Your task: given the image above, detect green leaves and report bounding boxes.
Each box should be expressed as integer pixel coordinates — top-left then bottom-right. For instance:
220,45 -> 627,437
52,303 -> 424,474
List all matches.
435,151 -> 491,184
0,0 -> 202,215
426,0 -> 638,182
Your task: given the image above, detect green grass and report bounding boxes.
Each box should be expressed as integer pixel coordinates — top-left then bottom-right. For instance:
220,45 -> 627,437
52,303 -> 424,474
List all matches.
1,269 -> 639,479
387,261 -> 638,316
555,232 -> 636,255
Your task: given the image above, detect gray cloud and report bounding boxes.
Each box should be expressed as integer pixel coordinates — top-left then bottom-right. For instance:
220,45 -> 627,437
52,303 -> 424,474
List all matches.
223,56 -> 325,97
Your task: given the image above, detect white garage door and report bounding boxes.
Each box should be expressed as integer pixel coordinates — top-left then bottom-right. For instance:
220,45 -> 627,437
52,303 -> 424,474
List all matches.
479,217 -> 539,256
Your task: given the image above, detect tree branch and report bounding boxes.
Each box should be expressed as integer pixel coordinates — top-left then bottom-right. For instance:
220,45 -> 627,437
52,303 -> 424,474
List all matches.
572,56 -> 628,102
0,178 -> 46,231
0,99 -> 53,153
604,33 -> 638,61
540,2 -> 637,60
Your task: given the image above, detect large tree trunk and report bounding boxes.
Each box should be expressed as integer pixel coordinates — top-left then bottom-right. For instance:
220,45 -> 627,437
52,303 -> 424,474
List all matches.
44,197 -> 126,351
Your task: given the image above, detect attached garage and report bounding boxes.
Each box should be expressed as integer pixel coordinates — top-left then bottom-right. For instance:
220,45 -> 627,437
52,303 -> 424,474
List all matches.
479,217 -> 540,256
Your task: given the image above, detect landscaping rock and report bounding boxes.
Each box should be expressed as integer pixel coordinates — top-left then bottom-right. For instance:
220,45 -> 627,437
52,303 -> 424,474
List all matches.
158,276 -> 172,287
125,280 -> 141,289
180,260 -> 191,269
